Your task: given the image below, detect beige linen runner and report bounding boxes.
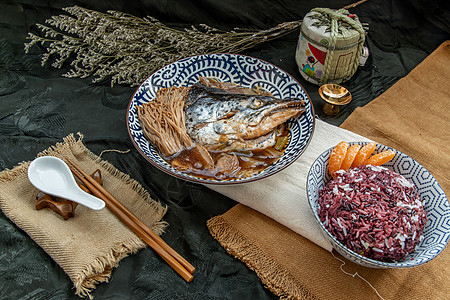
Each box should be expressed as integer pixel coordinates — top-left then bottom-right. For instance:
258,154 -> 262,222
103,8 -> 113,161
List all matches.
208,40 -> 450,299
209,119 -> 371,251
0,134 -> 167,298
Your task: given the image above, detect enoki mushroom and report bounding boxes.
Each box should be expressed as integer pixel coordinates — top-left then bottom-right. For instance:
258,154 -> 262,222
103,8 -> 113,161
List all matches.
138,87 -> 193,157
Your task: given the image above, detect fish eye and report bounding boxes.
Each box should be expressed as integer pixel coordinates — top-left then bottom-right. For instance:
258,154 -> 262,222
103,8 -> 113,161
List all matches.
251,99 -> 263,109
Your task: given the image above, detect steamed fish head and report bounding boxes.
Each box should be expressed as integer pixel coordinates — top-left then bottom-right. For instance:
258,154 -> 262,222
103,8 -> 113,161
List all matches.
185,83 -> 305,151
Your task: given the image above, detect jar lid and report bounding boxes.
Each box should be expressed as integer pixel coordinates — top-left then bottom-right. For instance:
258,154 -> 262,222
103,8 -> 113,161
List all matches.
301,8 -> 365,49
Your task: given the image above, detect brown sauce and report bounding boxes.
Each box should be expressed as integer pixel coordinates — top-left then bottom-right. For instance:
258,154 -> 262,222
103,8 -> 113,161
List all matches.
168,126 -> 290,181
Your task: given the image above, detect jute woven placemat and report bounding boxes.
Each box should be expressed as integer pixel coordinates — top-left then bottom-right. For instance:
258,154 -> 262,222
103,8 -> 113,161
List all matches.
0,134 -> 168,298
340,41 -> 450,192
208,40 -> 450,299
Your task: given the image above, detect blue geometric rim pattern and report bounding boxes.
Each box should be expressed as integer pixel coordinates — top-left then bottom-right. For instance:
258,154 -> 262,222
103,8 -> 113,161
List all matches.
306,142 -> 450,268
127,53 -> 315,185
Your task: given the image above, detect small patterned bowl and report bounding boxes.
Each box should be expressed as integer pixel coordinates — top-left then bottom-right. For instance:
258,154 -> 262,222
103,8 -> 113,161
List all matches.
306,142 -> 450,268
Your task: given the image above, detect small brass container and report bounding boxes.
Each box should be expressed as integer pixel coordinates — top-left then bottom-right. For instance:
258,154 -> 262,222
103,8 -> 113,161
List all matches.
318,84 -> 352,116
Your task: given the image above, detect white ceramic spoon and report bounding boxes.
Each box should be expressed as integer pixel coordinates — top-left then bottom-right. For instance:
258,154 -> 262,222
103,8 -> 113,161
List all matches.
28,156 -> 105,211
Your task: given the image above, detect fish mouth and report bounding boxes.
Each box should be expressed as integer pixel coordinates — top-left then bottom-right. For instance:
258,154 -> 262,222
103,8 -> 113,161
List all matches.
241,100 -> 305,140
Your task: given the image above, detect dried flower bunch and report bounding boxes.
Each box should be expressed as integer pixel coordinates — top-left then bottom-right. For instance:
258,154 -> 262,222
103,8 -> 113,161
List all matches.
24,6 -> 300,86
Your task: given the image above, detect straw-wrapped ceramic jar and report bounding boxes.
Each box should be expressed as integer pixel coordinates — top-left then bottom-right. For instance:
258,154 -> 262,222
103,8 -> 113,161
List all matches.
295,8 -> 366,85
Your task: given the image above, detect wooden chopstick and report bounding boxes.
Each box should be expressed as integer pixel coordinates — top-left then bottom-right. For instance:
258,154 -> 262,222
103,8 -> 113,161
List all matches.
66,158 -> 195,274
65,157 -> 194,282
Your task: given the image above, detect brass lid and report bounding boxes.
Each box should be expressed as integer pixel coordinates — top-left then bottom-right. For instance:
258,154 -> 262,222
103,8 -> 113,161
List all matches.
318,84 -> 352,106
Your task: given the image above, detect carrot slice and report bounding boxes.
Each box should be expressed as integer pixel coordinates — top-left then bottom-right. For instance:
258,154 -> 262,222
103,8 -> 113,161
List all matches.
340,144 -> 361,171
352,142 -> 376,167
328,141 -> 349,177
366,150 -> 395,166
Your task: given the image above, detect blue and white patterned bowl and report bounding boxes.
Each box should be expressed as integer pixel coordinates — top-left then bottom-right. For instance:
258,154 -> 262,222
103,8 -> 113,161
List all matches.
127,53 -> 315,184
307,142 -> 450,268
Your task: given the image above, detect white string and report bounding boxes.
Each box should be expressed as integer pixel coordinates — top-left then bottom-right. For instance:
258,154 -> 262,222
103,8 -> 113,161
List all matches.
98,148 -> 130,158
331,251 -> 385,300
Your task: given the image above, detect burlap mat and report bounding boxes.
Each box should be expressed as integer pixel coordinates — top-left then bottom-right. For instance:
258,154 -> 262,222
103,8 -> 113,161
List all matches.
0,134 -> 168,298
208,40 -> 450,299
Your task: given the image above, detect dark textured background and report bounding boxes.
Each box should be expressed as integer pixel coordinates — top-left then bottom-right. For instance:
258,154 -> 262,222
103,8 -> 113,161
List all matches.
0,0 -> 448,299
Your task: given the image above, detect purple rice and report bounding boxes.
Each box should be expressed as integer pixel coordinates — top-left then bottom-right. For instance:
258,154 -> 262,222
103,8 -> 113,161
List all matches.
318,165 -> 427,262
